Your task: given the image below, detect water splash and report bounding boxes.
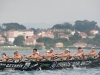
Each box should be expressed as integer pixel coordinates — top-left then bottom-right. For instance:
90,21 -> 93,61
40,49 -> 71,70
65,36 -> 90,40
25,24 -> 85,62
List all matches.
0,68 -> 100,75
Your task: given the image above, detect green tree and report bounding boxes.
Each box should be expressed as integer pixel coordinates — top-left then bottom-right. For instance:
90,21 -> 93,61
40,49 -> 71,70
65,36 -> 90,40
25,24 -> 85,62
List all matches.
62,22 -> 74,30
52,24 -> 62,29
30,28 -> 37,34
53,32 -> 58,38
74,20 -> 99,32
36,37 -> 68,48
69,31 -> 82,40
2,35 -> 8,43
2,23 -> 26,30
52,22 -> 74,30
37,37 -> 54,48
0,25 -> 3,30
35,44 -> 42,50
13,36 -> 25,46
93,34 -> 100,46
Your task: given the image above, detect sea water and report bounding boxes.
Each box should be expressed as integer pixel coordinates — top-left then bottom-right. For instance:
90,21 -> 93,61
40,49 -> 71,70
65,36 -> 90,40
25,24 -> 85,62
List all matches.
0,68 -> 100,75
0,49 -> 100,75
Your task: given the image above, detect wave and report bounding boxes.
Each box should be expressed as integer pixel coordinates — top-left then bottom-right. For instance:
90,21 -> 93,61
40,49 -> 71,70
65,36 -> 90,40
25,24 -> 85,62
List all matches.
0,68 -> 100,75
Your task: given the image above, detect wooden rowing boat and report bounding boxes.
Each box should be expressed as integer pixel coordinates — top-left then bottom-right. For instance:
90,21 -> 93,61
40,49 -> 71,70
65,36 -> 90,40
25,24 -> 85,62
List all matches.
0,58 -> 100,71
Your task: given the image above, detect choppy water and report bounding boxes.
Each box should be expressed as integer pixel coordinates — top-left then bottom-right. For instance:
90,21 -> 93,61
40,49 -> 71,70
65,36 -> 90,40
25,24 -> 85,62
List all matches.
0,68 -> 100,75
0,49 -> 100,75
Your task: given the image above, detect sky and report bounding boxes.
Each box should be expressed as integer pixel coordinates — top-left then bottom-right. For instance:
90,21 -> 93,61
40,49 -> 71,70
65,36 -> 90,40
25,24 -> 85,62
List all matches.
0,0 -> 100,29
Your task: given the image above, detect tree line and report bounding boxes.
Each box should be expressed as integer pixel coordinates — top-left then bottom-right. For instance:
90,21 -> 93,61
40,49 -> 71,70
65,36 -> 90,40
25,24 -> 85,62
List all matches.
52,20 -> 99,33
0,20 -> 100,49
0,23 -> 26,31
0,20 -> 99,32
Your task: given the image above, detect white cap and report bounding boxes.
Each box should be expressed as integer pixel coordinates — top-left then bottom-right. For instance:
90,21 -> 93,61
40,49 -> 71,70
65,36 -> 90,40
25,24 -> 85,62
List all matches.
37,51 -> 39,54
92,47 -> 95,49
16,50 -> 19,52
47,50 -> 50,52
50,47 -> 54,50
66,48 -> 69,50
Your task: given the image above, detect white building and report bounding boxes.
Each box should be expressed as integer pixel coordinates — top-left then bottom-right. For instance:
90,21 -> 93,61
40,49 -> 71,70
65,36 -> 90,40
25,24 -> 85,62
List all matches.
5,29 -> 34,43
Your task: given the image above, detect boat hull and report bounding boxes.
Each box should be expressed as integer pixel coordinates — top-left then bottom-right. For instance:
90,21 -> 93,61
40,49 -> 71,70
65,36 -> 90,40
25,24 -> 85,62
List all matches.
0,59 -> 100,71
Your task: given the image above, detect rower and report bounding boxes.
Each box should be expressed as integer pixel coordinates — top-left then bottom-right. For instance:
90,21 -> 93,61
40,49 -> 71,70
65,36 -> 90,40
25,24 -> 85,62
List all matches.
68,51 -> 72,60
61,49 -> 71,60
86,47 -> 96,58
73,47 -> 84,59
55,48 -> 69,55
49,48 -> 55,60
36,51 -> 43,61
81,49 -> 85,59
26,49 -> 38,61
11,51 -> 23,62
43,51 -> 50,60
0,53 -> 9,62
43,50 -> 54,60
96,52 -> 100,59
55,48 -> 71,60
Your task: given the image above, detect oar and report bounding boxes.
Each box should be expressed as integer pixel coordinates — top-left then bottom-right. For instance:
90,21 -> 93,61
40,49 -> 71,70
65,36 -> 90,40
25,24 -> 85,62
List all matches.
42,56 -> 51,62
8,58 -> 18,62
49,61 -> 58,69
24,57 -> 37,62
55,56 -> 67,61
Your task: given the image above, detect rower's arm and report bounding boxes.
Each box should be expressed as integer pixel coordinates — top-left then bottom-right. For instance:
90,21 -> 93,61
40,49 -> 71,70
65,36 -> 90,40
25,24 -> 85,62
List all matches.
90,52 -> 96,56
28,54 -> 39,59
95,55 -> 98,58
51,54 -> 55,57
21,55 -> 26,58
74,52 -> 77,55
25,54 -> 32,58
5,56 -> 9,59
12,56 -> 20,59
55,52 -> 63,55
38,54 -> 43,57
63,53 -> 70,57
87,52 -> 92,55
43,54 -> 48,57
73,53 -> 77,56
0,58 -> 2,61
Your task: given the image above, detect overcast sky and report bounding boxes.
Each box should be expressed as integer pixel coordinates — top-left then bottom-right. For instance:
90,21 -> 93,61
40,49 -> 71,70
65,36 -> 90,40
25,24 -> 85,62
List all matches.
0,0 -> 100,29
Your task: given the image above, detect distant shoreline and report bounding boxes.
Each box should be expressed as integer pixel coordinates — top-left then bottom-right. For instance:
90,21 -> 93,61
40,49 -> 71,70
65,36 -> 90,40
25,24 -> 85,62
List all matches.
0,47 -> 100,50
0,47 -> 33,50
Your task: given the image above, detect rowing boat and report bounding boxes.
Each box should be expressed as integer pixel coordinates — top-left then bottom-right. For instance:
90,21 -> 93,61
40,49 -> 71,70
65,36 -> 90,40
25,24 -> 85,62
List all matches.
0,58 -> 100,71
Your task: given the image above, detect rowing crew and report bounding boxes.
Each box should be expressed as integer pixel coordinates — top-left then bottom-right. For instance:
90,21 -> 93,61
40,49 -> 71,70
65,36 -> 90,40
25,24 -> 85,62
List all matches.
0,47 -> 100,62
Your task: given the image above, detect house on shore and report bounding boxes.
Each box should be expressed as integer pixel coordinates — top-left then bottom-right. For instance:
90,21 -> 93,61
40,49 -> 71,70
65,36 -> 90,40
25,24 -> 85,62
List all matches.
90,30 -> 99,35
55,42 -> 64,47
2,29 -> 34,43
73,42 -> 87,47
